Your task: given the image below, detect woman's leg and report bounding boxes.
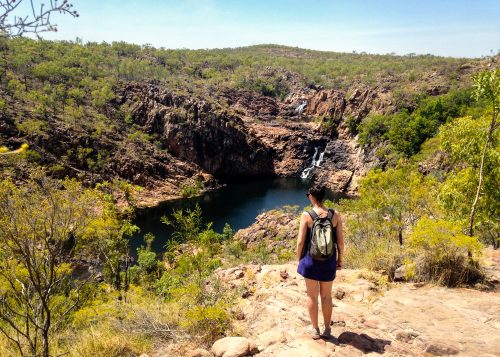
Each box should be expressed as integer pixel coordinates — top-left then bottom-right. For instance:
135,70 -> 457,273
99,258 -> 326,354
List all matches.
305,278 -> 320,329
319,280 -> 334,328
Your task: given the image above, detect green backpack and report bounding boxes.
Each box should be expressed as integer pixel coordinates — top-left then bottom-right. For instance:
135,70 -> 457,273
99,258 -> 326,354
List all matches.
307,209 -> 336,261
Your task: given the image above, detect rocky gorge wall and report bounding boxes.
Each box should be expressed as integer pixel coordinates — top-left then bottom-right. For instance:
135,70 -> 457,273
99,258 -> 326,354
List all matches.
118,80 -> 396,201
1,59 -> 485,207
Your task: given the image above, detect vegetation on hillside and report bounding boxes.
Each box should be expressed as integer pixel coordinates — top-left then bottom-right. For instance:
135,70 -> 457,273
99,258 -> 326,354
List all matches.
0,37 -> 492,197
340,70 -> 499,285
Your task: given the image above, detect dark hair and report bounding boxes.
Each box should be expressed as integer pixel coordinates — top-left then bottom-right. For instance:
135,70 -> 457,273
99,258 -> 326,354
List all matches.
307,185 -> 326,202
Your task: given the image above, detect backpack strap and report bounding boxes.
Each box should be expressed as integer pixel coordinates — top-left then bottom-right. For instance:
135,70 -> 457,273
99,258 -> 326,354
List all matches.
307,209 -> 319,220
327,208 -> 335,221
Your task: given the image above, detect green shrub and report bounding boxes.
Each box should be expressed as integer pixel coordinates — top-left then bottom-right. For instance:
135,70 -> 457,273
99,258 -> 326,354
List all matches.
137,247 -> 159,274
171,280 -> 232,345
224,240 -> 247,260
161,204 -> 203,242
180,178 -> 203,198
408,218 -> 483,286
357,114 -> 389,148
16,119 -> 48,136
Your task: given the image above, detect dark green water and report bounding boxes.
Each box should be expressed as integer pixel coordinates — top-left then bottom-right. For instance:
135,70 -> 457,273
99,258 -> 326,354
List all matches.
130,177 -> 340,255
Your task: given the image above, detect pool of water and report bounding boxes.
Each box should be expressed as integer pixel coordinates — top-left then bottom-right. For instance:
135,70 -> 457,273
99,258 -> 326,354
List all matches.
130,177 -> 340,255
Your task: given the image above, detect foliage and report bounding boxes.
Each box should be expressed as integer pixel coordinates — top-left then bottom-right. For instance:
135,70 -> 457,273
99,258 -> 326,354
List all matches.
473,69 -> 499,111
180,178 -> 204,198
161,204 -> 203,242
466,69 -> 499,237
170,279 -> 232,344
408,218 -> 483,286
438,115 -> 499,246
0,172 -> 110,357
338,165 -> 441,277
358,89 -> 480,158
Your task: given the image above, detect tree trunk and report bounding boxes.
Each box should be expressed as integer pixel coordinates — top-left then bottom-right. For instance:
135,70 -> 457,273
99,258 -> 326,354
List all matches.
468,110 -> 497,236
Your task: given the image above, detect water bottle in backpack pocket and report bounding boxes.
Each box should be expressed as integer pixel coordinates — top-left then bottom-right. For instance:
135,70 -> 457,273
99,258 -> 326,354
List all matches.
307,208 -> 336,261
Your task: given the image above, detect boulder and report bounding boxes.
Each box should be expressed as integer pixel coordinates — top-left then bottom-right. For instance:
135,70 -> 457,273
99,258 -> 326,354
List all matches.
211,337 -> 258,357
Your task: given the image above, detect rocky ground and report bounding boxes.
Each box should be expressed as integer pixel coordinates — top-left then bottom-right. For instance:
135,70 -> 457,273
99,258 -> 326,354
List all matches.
161,257 -> 499,357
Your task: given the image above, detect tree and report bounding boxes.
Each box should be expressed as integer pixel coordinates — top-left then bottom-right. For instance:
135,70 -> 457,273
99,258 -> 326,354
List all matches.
0,0 -> 78,38
0,172 -> 102,357
469,70 -> 499,236
438,115 -> 499,248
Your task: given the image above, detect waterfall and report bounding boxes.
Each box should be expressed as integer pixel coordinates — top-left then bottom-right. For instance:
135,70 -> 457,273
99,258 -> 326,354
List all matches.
295,101 -> 307,115
301,147 -> 326,179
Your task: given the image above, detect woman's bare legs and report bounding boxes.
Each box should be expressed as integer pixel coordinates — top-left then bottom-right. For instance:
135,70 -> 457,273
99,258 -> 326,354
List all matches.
319,280 -> 334,328
305,278 -> 320,329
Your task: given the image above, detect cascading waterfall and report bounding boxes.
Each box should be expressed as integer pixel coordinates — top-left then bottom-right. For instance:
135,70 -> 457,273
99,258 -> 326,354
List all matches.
301,147 -> 326,179
295,100 -> 307,115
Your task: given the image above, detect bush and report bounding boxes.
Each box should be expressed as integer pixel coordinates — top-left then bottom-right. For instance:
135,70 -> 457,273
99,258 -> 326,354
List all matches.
357,114 -> 389,148
408,218 -> 483,286
63,325 -> 149,357
161,204 -> 203,242
170,279 -> 233,345
180,178 -> 203,198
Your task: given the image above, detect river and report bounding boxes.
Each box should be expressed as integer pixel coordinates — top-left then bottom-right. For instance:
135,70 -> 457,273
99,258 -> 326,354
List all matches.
130,177 -> 341,255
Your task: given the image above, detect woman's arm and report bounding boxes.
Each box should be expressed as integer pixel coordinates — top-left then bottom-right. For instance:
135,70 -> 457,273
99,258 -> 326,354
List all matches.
296,212 -> 309,261
336,213 -> 345,269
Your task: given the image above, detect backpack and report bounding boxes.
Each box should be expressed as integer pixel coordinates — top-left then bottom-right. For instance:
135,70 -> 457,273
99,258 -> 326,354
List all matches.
307,208 -> 336,261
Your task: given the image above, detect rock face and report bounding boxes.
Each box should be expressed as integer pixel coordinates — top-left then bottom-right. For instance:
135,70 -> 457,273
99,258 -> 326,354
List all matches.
233,208 -> 298,258
0,79 -> 400,204
122,83 -> 277,179
120,81 -> 390,195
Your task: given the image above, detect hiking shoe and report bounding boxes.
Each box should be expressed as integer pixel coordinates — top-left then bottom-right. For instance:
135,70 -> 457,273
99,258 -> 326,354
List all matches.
308,327 -> 321,340
321,327 -> 332,339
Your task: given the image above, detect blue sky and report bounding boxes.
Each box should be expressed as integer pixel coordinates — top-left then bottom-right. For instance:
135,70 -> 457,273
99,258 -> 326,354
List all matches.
29,0 -> 500,57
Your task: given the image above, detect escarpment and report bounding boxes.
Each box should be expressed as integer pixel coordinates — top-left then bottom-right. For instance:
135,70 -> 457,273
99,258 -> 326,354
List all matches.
3,51 -> 492,206
117,81 -> 391,196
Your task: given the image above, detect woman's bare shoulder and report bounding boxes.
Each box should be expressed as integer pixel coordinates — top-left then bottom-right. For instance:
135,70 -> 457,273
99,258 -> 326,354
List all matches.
331,209 -> 341,225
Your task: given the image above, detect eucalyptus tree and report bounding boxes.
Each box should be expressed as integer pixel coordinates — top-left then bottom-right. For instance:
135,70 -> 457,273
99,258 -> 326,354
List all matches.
469,70 -> 499,237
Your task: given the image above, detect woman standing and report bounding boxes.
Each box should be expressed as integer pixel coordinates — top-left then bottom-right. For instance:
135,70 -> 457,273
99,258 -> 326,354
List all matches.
296,185 -> 344,339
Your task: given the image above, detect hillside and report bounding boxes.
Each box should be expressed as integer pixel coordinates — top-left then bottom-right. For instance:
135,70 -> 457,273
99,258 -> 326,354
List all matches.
1,39 -> 497,206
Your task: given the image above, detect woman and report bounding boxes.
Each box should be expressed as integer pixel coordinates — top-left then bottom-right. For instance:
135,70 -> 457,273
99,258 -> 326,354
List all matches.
296,185 -> 344,339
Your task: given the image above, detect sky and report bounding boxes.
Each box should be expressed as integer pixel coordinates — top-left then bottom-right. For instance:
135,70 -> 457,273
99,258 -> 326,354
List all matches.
21,0 -> 500,58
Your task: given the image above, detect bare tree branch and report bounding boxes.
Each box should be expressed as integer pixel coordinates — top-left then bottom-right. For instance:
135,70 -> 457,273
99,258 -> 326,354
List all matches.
0,0 -> 78,38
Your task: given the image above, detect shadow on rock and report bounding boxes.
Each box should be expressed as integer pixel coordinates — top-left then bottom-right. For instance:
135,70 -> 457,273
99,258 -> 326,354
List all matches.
338,331 -> 391,353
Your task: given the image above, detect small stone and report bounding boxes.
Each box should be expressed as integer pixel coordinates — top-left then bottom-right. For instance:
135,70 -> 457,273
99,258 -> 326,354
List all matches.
279,270 -> 288,280
425,341 -> 460,355
335,288 -> 346,300
234,270 -> 245,279
395,330 -> 419,343
331,320 -> 346,327
241,289 -> 252,299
